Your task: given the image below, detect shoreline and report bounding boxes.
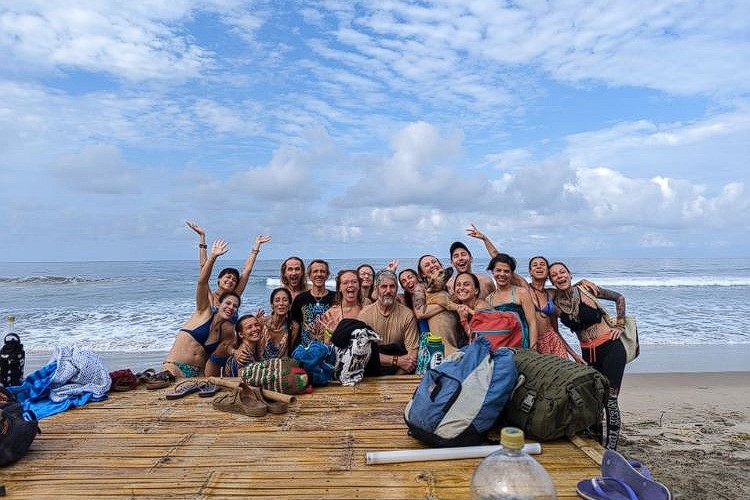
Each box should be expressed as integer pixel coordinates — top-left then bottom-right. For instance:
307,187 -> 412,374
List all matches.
23,342 -> 750,374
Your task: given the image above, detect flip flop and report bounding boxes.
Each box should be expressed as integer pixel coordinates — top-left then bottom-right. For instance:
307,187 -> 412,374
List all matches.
627,459 -> 651,479
602,450 -> 670,499
198,382 -> 220,398
165,380 -> 203,400
577,477 -> 638,500
577,450 -> 671,500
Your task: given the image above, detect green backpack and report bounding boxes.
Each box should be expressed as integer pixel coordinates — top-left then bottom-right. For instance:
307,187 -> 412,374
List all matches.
501,349 -> 609,441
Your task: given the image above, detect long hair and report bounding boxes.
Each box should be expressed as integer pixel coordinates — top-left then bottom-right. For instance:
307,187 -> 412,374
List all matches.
280,256 -> 308,291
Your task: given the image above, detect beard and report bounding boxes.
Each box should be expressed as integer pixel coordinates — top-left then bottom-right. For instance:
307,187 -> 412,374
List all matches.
380,295 -> 395,307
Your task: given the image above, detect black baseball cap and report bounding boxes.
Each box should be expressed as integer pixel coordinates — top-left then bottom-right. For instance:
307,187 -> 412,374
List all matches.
449,241 -> 471,258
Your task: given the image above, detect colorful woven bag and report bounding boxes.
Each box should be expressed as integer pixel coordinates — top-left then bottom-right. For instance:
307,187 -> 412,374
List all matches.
240,357 -> 309,394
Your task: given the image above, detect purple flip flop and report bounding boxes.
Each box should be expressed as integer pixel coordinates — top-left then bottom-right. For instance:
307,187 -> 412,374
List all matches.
576,450 -> 671,500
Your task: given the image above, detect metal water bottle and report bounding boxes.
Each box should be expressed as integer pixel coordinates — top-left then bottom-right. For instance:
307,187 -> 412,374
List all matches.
426,333 -> 445,369
415,319 -> 431,375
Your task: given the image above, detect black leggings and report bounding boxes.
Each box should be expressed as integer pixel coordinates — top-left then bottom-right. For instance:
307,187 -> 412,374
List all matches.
583,338 -> 626,449
583,338 -> 626,393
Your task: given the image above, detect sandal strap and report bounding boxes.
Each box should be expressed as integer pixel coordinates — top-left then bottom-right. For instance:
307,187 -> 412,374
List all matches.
592,477 -> 638,500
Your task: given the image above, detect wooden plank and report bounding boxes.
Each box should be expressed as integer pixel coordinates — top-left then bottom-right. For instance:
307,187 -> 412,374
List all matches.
1,376 -> 602,499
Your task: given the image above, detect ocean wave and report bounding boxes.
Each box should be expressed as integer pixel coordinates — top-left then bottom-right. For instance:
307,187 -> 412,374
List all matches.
0,276 -> 110,285
265,277 -> 337,288
589,276 -> 750,287
262,276 -> 750,288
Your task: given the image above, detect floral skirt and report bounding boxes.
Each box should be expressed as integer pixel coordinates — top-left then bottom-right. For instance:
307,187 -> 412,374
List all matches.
537,327 -> 569,359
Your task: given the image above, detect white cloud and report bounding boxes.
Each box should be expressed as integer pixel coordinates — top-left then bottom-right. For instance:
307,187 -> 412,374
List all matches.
0,2 -> 215,81
50,144 -> 139,194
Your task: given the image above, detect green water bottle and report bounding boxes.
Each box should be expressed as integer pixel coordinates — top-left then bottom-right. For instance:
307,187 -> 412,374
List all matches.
426,333 -> 444,369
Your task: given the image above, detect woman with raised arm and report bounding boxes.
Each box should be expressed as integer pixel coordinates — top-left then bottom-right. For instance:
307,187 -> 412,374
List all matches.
186,221 -> 270,310
163,240 -> 239,378
549,261 -> 628,450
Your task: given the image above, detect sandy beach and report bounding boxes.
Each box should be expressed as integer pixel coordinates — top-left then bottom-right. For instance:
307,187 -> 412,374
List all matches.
21,348 -> 750,499
618,372 -> 750,500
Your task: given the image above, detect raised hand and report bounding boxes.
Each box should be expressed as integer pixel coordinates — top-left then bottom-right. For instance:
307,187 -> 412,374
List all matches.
466,223 -> 486,241
211,240 -> 229,257
386,259 -> 399,272
255,235 -> 272,247
186,221 -> 205,238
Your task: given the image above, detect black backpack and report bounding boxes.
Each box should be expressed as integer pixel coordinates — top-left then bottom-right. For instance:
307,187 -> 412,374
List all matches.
0,333 -> 25,388
1,388 -> 40,466
501,349 -> 609,441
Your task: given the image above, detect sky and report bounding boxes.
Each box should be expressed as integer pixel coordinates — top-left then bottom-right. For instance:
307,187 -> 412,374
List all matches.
1,0 -> 749,262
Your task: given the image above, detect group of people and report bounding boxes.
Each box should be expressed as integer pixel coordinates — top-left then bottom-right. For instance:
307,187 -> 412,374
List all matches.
163,222 -> 631,449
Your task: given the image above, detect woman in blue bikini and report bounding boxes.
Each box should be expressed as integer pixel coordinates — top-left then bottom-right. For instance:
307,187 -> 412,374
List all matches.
163,240 -> 240,378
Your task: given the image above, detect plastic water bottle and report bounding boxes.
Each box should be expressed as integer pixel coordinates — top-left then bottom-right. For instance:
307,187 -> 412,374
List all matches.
470,427 -> 557,500
426,333 -> 445,369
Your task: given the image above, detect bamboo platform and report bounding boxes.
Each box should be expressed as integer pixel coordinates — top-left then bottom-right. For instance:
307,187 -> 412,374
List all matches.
1,375 -> 602,499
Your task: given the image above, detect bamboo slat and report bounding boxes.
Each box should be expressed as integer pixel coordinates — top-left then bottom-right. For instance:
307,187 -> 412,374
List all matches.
1,375 -> 601,499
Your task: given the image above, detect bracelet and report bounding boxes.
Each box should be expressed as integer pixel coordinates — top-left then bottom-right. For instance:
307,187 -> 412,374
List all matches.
250,249 -> 259,254
392,355 -> 399,367
324,329 -> 333,340
199,244 -> 207,249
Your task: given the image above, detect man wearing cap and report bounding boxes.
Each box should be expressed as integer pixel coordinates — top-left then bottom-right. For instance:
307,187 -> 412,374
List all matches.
447,241 -> 496,299
358,269 -> 419,375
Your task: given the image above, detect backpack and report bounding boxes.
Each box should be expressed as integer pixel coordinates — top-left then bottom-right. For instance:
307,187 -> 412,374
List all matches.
0,388 -> 40,466
469,309 -> 523,350
501,349 -> 609,441
0,333 -> 25,388
330,319 -> 380,386
240,357 -> 309,395
404,337 -> 517,447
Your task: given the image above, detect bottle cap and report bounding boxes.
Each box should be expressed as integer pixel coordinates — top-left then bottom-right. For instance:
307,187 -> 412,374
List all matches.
500,427 -> 525,450
426,333 -> 443,343
6,315 -> 15,323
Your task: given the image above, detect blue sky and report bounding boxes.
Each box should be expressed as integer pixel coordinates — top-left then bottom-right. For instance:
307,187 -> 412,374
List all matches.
1,1 -> 748,262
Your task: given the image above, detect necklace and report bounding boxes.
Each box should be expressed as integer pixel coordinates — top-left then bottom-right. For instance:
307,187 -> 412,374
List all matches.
310,290 -> 328,305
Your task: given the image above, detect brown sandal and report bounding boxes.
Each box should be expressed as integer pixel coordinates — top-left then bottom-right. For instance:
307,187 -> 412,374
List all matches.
243,384 -> 288,414
213,390 -> 267,417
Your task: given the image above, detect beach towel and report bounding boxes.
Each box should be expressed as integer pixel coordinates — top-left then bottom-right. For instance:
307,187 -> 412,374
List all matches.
7,346 -> 110,419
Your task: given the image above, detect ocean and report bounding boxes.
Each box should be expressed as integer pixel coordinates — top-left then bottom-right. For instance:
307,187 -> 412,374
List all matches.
1,257 -> 749,355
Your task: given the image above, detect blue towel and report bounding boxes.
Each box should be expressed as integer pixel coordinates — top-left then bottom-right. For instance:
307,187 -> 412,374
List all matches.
292,340 -> 336,386
8,346 -> 110,419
